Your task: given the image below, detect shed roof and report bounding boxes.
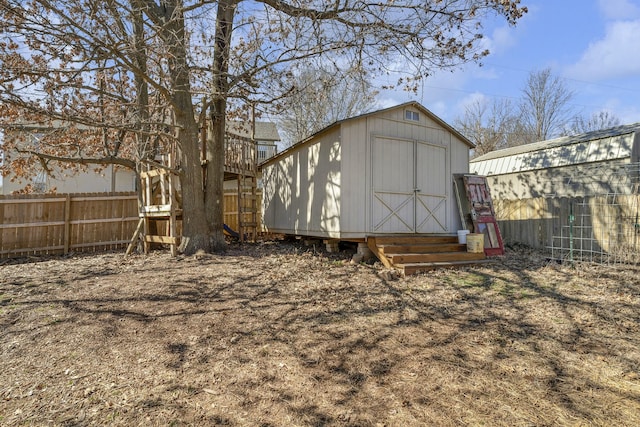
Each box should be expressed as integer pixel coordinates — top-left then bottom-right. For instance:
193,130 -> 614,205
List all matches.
470,122 -> 640,176
261,101 -> 474,167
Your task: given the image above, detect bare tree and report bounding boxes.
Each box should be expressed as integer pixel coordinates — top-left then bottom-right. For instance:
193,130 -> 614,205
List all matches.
455,98 -> 521,157
0,0 -> 528,254
563,111 -> 622,135
520,68 -> 574,143
277,67 -> 378,147
458,68 -> 579,155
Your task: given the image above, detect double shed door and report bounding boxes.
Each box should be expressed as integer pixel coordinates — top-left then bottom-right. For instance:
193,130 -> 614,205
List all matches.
371,136 -> 448,234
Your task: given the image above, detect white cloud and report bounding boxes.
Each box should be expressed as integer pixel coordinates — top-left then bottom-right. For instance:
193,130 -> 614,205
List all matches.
456,92 -> 489,114
600,98 -> 640,124
565,20 -> 640,80
485,25 -> 518,55
598,0 -> 640,20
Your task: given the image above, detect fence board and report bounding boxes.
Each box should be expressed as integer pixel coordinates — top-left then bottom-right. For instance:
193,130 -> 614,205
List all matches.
223,191 -> 262,235
0,192 -> 138,258
1,190 -> 263,258
496,195 -> 640,252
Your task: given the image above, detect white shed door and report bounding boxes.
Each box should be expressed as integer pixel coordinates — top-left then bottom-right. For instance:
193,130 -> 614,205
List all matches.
371,137 -> 448,233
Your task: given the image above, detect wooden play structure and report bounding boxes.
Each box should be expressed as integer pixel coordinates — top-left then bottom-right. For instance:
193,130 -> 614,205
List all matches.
224,132 -> 259,243
127,127 -> 259,255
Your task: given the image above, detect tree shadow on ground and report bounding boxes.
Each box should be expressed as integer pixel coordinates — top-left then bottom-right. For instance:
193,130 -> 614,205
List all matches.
1,243 -> 639,426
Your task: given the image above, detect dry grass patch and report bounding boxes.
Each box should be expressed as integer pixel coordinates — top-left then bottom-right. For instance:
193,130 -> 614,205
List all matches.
1,242 -> 639,426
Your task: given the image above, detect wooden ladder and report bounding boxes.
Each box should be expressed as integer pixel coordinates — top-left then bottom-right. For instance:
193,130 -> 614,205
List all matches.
237,175 -> 258,242
128,160 -> 181,256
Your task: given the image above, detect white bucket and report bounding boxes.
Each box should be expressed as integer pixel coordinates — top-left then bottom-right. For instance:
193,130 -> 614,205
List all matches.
457,229 -> 470,244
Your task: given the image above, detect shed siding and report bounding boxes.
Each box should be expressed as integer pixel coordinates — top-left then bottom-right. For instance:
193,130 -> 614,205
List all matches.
366,107 -> 449,143
261,128 -> 342,237
363,110 -> 469,234
340,118 -> 369,234
449,134 -> 470,231
261,103 -> 471,238
338,110 -> 468,236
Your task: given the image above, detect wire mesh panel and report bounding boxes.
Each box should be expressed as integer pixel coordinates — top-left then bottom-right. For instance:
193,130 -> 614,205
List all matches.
548,162 -> 640,265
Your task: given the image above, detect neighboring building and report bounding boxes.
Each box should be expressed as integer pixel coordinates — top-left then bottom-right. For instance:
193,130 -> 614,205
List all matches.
223,121 -> 280,192
260,102 -> 473,239
1,122 -> 136,194
3,120 -> 280,195
470,123 -> 640,199
226,121 -> 280,162
2,163 -> 136,194
469,123 -> 640,255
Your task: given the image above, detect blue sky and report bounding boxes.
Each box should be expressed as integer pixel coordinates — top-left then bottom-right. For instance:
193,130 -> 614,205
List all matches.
379,0 -> 640,128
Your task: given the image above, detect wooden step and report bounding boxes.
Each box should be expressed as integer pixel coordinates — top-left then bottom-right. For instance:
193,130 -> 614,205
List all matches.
398,259 -> 494,276
387,251 -> 486,264
379,243 -> 466,254
367,235 -> 489,276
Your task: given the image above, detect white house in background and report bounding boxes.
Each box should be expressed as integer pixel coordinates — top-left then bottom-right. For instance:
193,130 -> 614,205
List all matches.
226,121 -> 281,162
2,120 -> 281,195
2,163 -> 136,195
260,102 -> 474,239
1,121 -> 136,195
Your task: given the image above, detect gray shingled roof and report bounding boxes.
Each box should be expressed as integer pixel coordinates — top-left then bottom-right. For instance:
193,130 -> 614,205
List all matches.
226,121 -> 280,142
5,119 -> 282,143
470,122 -> 640,176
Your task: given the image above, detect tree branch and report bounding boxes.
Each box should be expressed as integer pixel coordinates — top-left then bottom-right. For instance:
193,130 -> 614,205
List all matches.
16,148 -> 137,171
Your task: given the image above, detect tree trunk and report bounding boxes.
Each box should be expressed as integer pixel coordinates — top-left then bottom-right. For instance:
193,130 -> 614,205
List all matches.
206,110 -> 227,252
205,0 -> 237,252
176,106 -> 211,255
158,1 -> 211,255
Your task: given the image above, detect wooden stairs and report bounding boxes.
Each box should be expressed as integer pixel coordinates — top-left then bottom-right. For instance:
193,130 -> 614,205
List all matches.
367,235 -> 492,276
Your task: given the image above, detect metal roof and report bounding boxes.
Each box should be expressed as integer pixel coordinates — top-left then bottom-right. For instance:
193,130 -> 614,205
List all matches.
470,122 -> 640,176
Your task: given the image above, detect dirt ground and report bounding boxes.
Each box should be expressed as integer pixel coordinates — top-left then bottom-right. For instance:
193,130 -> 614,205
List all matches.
1,240 -> 640,426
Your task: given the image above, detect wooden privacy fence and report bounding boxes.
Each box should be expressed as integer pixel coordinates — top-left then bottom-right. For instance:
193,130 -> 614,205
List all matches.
493,197 -> 556,249
223,190 -> 262,235
495,195 -> 640,262
0,192 -> 139,258
0,191 -> 263,258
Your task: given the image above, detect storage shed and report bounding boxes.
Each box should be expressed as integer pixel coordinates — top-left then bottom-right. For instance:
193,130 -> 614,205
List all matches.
260,102 -> 474,240
469,123 -> 640,261
470,123 -> 640,199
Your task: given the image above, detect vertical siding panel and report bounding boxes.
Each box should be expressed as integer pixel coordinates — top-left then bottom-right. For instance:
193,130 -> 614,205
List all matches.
261,104 -> 470,238
341,119 -> 367,234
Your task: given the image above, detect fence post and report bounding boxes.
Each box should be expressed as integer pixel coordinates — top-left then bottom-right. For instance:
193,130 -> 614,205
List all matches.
569,199 -> 575,263
63,194 -> 72,254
